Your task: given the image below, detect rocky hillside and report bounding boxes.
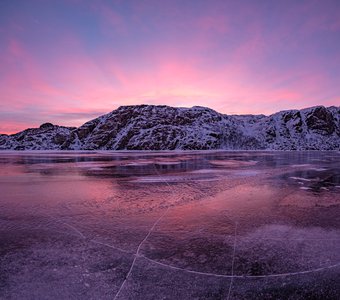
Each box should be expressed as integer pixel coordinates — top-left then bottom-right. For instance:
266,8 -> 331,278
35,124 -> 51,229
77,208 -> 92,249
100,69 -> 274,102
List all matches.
0,105 -> 339,150
0,123 -> 75,150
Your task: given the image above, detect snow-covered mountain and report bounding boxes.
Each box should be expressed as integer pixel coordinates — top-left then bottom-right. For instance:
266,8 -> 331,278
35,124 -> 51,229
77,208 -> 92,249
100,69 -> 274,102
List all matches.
1,105 -> 339,150
0,123 -> 75,151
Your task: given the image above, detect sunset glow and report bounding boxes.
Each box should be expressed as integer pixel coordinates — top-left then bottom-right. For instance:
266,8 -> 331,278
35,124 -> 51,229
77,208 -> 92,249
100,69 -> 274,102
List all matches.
1,0 -> 339,133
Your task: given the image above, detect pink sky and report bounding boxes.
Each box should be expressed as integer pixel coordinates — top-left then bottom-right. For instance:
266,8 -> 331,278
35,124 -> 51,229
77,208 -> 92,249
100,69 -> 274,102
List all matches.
0,0 -> 339,134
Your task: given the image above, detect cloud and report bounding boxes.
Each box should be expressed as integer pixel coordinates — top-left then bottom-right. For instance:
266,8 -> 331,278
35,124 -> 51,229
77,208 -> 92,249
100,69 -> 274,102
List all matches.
0,0 -> 339,133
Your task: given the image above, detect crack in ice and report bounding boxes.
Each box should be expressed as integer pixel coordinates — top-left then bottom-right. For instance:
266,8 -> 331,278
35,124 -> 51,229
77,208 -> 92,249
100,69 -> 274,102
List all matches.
44,213 -> 86,239
139,255 -> 340,279
113,163 -> 172,299
90,239 -> 133,254
113,208 -> 169,299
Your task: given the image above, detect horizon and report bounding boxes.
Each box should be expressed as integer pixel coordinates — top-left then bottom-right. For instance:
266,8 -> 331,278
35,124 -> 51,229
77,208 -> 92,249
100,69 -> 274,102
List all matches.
1,0 -> 340,134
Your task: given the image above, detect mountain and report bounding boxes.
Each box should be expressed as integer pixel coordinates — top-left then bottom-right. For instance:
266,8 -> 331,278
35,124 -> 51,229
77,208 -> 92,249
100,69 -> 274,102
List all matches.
0,123 -> 75,151
0,105 -> 339,150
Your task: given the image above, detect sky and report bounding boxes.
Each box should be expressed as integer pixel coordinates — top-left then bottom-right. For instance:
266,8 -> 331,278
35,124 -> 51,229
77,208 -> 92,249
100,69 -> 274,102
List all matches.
1,0 -> 340,134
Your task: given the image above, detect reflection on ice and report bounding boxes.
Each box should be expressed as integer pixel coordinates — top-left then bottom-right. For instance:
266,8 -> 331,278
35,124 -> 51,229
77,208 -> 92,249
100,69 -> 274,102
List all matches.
209,159 -> 258,167
289,176 -> 312,181
0,150 -> 339,299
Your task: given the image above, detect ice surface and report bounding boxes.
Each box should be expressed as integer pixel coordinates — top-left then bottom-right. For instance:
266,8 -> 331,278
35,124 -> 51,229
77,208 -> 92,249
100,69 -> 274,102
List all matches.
0,151 -> 339,299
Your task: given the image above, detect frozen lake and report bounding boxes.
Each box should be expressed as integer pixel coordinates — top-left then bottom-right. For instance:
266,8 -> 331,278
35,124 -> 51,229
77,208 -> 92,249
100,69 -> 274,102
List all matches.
0,151 -> 339,299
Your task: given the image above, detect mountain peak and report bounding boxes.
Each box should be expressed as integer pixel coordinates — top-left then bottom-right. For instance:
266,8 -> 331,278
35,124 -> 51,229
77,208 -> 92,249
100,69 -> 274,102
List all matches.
1,105 -> 339,151
39,122 -> 55,129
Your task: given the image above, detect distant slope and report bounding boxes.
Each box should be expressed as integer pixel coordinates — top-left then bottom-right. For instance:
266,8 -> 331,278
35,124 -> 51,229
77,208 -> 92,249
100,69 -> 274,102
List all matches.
1,105 -> 339,150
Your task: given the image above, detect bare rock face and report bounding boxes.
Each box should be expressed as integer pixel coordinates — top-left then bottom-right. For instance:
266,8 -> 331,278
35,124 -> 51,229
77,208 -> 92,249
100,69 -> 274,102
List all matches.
0,134 -> 8,147
305,106 -> 335,135
1,105 -> 339,150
